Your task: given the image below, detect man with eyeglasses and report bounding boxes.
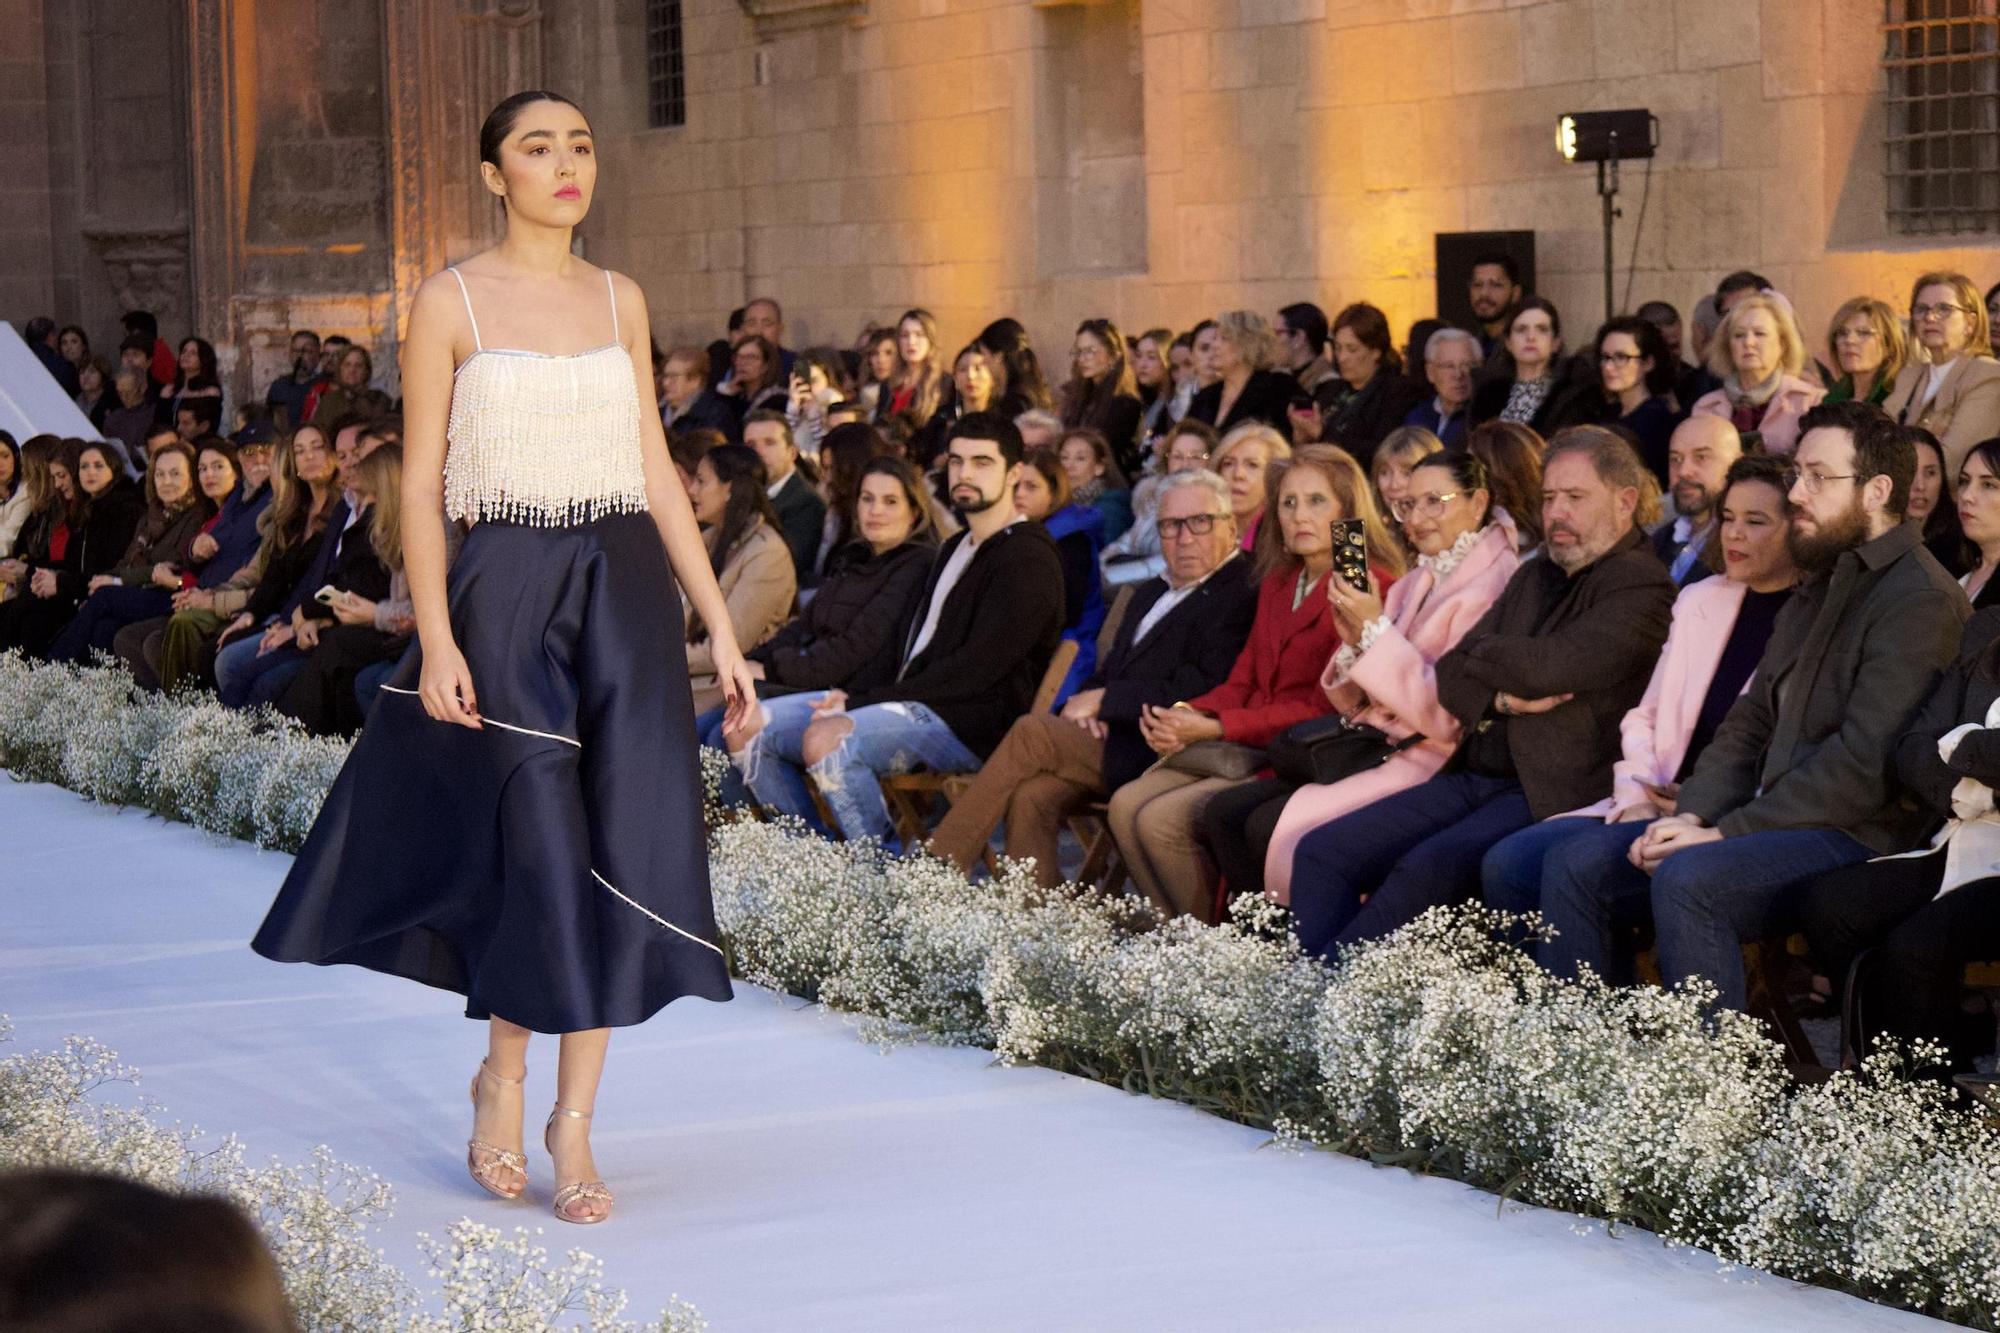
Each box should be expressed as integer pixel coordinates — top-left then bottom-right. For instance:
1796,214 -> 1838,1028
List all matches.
1650,415 -> 1742,589
927,468 -> 1258,888
1539,400 -> 1969,1013
1404,327 -> 1480,447
658,345 -> 741,443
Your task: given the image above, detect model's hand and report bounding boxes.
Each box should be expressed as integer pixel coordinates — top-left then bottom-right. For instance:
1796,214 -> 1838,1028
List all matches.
419,638 -> 482,729
712,638 -> 758,734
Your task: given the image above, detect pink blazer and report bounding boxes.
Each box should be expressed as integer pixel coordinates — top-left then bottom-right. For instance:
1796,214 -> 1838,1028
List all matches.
1560,575 -> 1750,821
1263,523 -> 1520,903
1690,373 -> 1825,456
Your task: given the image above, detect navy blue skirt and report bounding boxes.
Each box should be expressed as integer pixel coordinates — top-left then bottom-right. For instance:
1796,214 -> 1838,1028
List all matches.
252,511 -> 734,1033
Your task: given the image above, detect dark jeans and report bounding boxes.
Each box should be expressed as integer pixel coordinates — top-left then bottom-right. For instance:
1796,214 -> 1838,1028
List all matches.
1791,851 -> 2000,1073
1290,771 -> 1532,957
47,584 -> 174,664
1197,777 -> 1297,901
1540,823 -> 1871,1011
1485,817 -> 1652,984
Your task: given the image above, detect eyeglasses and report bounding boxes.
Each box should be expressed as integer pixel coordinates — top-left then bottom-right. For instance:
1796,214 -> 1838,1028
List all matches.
1158,514 -> 1223,540
1783,468 -> 1857,495
1913,303 -> 1971,322
1166,449 -> 1210,465
1390,490 -> 1464,520
1597,351 -> 1642,366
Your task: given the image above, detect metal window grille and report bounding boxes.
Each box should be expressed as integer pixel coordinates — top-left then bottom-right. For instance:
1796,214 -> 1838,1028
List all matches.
647,0 -> 686,129
1884,0 -> 2000,235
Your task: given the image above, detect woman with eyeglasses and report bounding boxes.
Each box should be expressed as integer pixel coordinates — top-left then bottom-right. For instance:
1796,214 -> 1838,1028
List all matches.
1593,316 -> 1683,485
1100,418 -> 1219,588
1482,454 -> 1798,980
1823,297 -> 1907,409
1884,271 -> 2000,478
1202,451 -> 1519,904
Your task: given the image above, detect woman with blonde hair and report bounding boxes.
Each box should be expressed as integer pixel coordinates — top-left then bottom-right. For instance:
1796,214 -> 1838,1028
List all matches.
1186,310 -> 1299,439
1884,270 -> 2000,476
1824,296 -> 1908,408
1369,425 -> 1443,535
1690,291 -> 1824,455
1106,444 -> 1400,921
1212,421 -> 1292,553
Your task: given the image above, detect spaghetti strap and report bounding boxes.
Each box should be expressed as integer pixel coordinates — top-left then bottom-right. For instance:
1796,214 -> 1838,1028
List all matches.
604,269 -> 619,345
447,267 -> 483,351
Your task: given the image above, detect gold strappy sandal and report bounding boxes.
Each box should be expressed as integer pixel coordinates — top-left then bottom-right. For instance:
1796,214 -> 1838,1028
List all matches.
466,1059 -> 528,1201
544,1103 -> 615,1225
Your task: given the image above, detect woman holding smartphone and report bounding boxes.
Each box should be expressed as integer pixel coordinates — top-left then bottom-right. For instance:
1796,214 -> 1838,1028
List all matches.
253,91 -> 752,1226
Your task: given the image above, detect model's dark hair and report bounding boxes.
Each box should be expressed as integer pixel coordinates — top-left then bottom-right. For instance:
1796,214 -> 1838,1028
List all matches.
479,90 -> 586,167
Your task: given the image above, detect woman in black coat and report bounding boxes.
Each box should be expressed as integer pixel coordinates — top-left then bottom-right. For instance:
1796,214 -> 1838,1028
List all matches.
1059,318 -> 1147,479
0,441 -> 143,657
1470,297 -> 1600,438
1185,311 -> 1297,442
1310,302 -> 1424,470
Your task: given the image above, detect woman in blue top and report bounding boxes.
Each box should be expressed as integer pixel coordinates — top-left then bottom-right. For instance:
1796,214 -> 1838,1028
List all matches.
1016,446 -> 1105,708
1058,426 -> 1134,542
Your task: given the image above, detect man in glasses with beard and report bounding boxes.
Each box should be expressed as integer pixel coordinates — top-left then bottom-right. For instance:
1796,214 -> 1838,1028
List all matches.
1541,400 -> 1969,1013
263,329 -> 326,431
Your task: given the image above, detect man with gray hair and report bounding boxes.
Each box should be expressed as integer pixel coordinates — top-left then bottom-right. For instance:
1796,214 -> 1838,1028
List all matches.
927,467 -> 1258,888
1404,327 -> 1481,446
100,368 -> 158,470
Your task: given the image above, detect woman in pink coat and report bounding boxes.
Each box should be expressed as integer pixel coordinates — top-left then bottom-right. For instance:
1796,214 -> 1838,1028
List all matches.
1480,454 -> 1798,981
1689,293 -> 1825,457
1201,451 -> 1519,905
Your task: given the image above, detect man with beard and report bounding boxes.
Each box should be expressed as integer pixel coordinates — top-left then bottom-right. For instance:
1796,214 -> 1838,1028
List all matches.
1538,400 -> 1967,1012
1286,427 -> 1675,956
1652,415 -> 1743,587
1466,252 -> 1523,362
735,412 -> 1064,844
263,330 -> 325,430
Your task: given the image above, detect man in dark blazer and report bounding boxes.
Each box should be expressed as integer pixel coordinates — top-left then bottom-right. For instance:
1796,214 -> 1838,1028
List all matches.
926,470 -> 1258,888
1289,428 -> 1676,957
660,345 -> 741,442
1541,402 -> 1970,1010
743,409 -> 826,581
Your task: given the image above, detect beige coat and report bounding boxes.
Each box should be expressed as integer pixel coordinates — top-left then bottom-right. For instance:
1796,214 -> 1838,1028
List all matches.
687,520 -> 796,712
1882,353 -> 2000,478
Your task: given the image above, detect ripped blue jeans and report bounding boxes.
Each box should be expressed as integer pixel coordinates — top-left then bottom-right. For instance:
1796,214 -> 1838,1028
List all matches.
735,692 -> 979,844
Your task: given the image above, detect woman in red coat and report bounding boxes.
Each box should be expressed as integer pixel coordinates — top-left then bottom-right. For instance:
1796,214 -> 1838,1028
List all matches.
1106,444 -> 1402,922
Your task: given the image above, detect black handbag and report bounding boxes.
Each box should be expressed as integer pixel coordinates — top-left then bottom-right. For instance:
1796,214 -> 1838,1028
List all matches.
1267,714 -> 1423,786
1160,740 -> 1268,780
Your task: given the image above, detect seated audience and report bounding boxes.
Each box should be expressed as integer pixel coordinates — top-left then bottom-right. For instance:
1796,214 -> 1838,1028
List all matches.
738,413 -> 1064,843
1691,292 -> 1824,456
74,357 -> 115,428
1652,415 -> 1744,588
1534,402 -> 1967,1009
0,437 -> 64,598
1884,270 -> 2000,477
1957,438 -> 2000,608
1370,426 -> 1442,545
46,441 -> 225,664
1107,445 -> 1403,922
101,370 -> 159,467
1594,316 -> 1682,484
1465,251 -> 1523,361
976,316 -> 1055,417
1466,419 -> 1548,553
1304,302 -> 1422,464
0,441 -> 143,657
1206,450 -> 1520,903
272,445 -> 409,735
660,344 -> 741,441
1133,325 -> 1179,443
1185,311 -> 1298,440
0,434 -> 22,555
1471,298 -> 1597,436
264,327 -> 325,430
1790,605 -> 2000,1078
1404,327 -> 1479,448
1908,425 -> 1965,577
929,468 -> 1259,887
1213,422 -> 1290,552
806,421 -> 893,584
784,348 -> 847,459
742,410 -> 827,583
1287,427 -> 1674,956
1276,302 -> 1335,395
1482,455 -> 1798,977
1057,427 -> 1134,542
874,309 -> 954,445
23,315 -> 80,397
1824,296 -> 1907,409
1016,446 -> 1108,707
1059,318 -> 1145,474
1101,419 -> 1219,588
684,442 -> 797,713
306,344 -> 389,428
856,327 -> 898,417
721,333 -> 789,417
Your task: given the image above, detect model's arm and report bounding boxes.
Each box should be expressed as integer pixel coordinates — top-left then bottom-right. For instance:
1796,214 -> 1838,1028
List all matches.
402,272 -> 481,728
620,274 -> 756,727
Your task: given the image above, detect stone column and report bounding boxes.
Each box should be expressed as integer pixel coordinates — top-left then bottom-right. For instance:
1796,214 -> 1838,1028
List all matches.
184,0 -> 247,376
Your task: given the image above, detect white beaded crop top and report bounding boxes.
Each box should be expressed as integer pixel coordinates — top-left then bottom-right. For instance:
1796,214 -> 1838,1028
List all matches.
441,266 -> 650,526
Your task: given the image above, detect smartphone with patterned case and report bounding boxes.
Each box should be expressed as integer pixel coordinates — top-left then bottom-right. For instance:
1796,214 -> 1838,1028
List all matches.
1330,518 -> 1369,594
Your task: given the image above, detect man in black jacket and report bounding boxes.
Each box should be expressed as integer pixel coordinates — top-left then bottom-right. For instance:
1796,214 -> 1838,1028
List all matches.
739,412 -> 1064,844
926,469 -> 1257,886
743,410 -> 826,581
660,346 -> 742,442
1540,401 -> 1968,1010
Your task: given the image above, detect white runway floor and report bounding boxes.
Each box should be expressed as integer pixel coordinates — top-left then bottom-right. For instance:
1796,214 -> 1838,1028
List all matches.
0,778 -> 1946,1331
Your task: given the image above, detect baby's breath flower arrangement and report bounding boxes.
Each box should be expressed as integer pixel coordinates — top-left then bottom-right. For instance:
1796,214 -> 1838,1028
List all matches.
12,650 -> 2000,1326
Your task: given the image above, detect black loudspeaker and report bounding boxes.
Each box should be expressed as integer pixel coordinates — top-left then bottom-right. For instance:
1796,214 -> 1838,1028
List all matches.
1434,231 -> 1537,332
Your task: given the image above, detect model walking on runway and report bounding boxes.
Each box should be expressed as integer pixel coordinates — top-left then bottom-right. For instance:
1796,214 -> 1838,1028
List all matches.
253,91 -> 753,1225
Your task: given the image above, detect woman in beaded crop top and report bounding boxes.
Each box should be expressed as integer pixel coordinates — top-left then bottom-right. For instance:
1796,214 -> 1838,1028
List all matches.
253,91 -> 751,1228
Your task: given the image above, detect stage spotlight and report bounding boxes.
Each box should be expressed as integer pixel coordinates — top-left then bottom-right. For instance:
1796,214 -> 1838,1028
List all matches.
1555,109 -> 1659,322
